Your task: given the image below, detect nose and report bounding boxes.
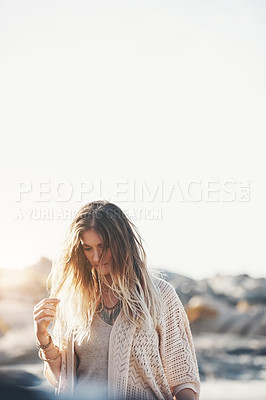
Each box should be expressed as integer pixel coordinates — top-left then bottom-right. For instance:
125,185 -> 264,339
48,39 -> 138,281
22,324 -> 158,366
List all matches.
93,248 -> 101,263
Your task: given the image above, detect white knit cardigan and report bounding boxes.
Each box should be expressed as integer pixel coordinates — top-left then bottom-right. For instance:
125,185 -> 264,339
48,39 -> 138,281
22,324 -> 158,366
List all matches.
45,278 -> 200,399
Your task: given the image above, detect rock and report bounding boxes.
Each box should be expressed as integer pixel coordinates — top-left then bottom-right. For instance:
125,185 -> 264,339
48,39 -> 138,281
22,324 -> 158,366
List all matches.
0,369 -> 41,387
206,274 -> 266,305
185,296 -> 218,323
247,309 -> 266,336
194,333 -> 266,380
25,257 -> 52,275
185,294 -> 266,336
186,295 -> 238,333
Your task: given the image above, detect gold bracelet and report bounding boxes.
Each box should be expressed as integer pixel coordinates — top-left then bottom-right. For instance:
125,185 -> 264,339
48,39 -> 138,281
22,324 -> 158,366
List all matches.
38,346 -> 60,363
36,334 -> 52,350
42,342 -> 56,352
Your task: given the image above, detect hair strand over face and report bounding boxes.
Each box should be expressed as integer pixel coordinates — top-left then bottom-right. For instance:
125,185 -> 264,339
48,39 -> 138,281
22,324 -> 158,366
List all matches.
47,200 -> 162,345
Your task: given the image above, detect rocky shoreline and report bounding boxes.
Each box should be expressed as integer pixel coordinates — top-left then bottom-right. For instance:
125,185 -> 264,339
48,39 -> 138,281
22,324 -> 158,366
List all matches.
0,258 -> 266,396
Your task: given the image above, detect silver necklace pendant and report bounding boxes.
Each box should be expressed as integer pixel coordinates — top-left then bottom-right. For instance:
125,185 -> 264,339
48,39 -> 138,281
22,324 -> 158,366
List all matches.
98,300 -> 122,325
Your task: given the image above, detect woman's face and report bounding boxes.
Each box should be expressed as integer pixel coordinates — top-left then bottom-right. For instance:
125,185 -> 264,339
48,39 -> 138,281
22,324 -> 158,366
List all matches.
80,229 -> 112,277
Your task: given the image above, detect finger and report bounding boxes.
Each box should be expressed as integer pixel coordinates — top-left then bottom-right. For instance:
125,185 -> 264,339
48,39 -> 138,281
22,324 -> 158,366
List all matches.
34,298 -> 60,309
46,298 -> 61,304
35,310 -> 55,318
33,304 -> 56,316
34,309 -> 55,321
34,303 -> 56,312
35,316 -> 54,325
34,298 -> 60,313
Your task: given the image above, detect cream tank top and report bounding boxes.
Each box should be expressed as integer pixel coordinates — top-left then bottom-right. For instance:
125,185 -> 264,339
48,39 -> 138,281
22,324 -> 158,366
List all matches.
74,313 -> 113,397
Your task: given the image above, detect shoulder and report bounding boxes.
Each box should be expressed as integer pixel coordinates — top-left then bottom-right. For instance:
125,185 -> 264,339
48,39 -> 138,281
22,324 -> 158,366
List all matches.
151,276 -> 186,328
152,276 -> 181,305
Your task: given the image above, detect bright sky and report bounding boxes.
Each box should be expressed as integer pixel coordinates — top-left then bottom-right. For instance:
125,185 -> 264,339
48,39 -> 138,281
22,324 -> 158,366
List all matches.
0,0 -> 265,280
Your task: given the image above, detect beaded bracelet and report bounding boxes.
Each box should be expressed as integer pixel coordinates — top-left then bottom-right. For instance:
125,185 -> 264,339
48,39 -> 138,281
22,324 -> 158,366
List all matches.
36,334 -> 52,350
38,346 -> 61,363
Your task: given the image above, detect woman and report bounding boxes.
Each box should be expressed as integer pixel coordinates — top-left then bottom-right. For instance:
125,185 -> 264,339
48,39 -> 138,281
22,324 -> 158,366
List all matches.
33,200 -> 200,399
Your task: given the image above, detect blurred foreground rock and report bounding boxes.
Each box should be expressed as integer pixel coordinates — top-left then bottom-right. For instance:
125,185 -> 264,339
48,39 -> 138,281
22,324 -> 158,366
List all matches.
0,369 -> 41,386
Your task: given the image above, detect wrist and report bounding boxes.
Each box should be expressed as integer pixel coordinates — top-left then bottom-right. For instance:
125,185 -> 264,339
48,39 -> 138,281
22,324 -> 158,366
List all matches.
42,344 -> 56,354
35,328 -> 49,340
36,333 -> 51,348
38,346 -> 60,363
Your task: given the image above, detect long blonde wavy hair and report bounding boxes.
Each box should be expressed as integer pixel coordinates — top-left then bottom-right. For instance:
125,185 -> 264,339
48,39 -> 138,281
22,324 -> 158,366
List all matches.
48,200 -> 162,345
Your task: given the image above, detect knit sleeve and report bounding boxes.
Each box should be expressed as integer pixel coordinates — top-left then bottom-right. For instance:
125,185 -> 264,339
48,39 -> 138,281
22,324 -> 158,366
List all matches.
55,339 -> 68,394
43,362 -> 59,389
157,280 -> 200,396
55,335 -> 76,395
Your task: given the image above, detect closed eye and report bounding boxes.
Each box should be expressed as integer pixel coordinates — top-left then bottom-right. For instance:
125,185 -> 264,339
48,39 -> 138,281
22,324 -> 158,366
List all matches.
81,242 -> 108,251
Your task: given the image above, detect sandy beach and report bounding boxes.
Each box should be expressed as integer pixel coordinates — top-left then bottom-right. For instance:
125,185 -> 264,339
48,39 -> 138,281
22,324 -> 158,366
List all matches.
200,379 -> 266,400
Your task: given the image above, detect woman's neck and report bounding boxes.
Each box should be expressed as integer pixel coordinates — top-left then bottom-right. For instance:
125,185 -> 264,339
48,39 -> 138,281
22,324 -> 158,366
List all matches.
100,277 -> 119,308
103,273 -> 113,286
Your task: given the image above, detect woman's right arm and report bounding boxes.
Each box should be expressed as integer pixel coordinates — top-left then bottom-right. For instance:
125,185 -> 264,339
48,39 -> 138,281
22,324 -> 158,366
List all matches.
33,298 -> 61,386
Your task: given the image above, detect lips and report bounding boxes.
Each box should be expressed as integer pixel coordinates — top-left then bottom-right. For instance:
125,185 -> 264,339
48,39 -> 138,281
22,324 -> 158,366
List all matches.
94,263 -> 108,268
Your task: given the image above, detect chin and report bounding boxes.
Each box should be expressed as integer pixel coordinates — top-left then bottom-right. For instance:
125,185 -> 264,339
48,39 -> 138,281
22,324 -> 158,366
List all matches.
97,265 -> 111,275
103,269 -> 112,276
